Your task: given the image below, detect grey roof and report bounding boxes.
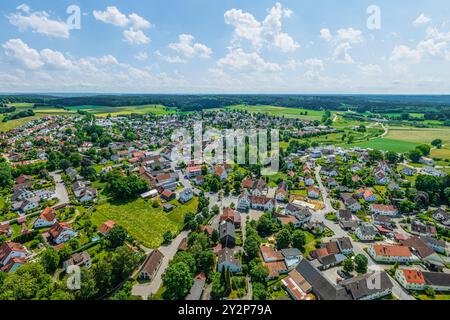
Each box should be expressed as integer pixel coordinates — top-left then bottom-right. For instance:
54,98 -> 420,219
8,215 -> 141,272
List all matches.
340,272 -> 393,300
185,278 -> 205,300
422,271 -> 450,287
217,248 -> 240,267
281,248 -> 301,258
357,223 -> 377,236
336,237 -> 353,251
295,259 -> 352,300
219,221 -> 235,239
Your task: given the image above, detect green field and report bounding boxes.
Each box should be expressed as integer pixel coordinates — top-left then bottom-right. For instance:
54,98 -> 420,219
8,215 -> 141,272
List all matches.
66,104 -> 177,117
0,104 -> 178,132
348,138 -> 419,153
220,105 -> 326,120
90,197 -> 197,248
386,126 -> 450,145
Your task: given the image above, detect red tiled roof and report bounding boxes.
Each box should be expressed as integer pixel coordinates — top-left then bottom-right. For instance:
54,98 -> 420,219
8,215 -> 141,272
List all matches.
39,207 -> 56,222
402,269 -> 425,284
99,220 -> 116,235
372,244 -> 412,257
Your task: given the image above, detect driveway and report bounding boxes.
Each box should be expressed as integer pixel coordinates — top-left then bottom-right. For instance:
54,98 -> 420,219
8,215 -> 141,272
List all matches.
49,171 -> 69,207
131,230 -> 189,299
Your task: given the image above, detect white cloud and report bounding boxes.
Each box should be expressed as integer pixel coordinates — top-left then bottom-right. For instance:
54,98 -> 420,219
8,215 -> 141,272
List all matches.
40,49 -> 73,70
134,51 -> 148,61
93,6 -> 129,27
218,48 -> 280,72
168,34 -> 212,58
389,27 -> 450,71
320,27 -> 363,64
358,64 -> 382,75
8,6 -> 70,38
336,28 -> 363,44
224,2 -> 299,52
2,38 -> 43,69
123,28 -> 151,45
303,58 -> 324,71
16,4 -> 30,14
155,50 -> 187,64
320,28 -> 332,42
129,13 -> 152,30
413,13 -> 431,27
333,42 -> 354,64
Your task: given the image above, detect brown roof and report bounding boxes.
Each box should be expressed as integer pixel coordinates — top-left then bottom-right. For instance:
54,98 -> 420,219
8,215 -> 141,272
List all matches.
49,222 -> 73,239
99,220 -> 116,235
140,249 -> 164,275
372,244 -> 412,257
401,236 -> 434,258
39,207 -> 56,222
325,241 -> 340,255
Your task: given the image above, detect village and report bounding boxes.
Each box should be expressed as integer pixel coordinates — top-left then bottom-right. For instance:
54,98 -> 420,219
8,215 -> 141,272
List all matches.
0,109 -> 449,301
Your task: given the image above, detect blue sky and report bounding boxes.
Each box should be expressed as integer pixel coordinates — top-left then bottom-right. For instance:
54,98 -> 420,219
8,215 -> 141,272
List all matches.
0,0 -> 450,93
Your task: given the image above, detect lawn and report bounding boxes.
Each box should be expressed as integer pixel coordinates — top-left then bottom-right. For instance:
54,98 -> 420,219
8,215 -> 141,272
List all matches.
347,138 -> 419,153
90,197 -> 197,248
223,105 -> 326,120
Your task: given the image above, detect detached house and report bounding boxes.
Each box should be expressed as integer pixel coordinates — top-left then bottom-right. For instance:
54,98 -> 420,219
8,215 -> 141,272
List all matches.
307,186 -> 320,199
341,193 -> 361,212
237,191 -> 251,211
251,196 -> 276,212
220,207 -> 241,228
179,188 -> 194,203
355,223 -> 377,241
217,248 -> 241,273
48,222 -> 77,244
0,242 -> 27,272
369,204 -> 398,216
368,244 -> 417,263
33,207 -> 57,228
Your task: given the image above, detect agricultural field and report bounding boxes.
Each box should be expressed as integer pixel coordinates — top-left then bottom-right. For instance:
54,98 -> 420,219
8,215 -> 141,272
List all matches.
90,197 -> 197,248
66,104 -> 178,117
348,138 -> 419,153
385,126 -> 450,146
222,105 -> 326,120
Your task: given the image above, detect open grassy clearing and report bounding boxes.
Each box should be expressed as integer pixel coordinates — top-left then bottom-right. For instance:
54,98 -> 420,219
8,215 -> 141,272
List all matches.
347,138 -> 419,153
386,126 -> 450,145
221,105 -> 326,120
90,197 -> 197,248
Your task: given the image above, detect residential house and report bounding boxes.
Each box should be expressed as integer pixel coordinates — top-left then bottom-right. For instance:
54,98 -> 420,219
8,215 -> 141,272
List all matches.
220,207 -> 241,228
422,236 -> 448,255
369,204 -> 398,216
63,251 -> 91,272
410,220 -> 437,236
99,220 -> 116,236
432,208 -> 450,226
237,191 -> 251,211
186,272 -> 206,300
33,207 -> 57,228
251,196 -> 276,212
340,272 -> 393,300
281,269 -> 313,300
179,188 -> 194,203
0,242 -> 27,271
395,268 -> 450,292
219,221 -> 236,248
0,224 -> 12,237
48,222 -> 77,244
355,223 -> 377,241
341,193 -> 361,212
138,249 -> 164,281
160,189 -> 176,201
217,248 -> 241,273
368,244 -> 417,263
307,186 -> 320,199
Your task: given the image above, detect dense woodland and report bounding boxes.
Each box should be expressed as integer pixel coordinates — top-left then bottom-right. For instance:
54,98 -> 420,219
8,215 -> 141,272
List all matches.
2,94 -> 450,120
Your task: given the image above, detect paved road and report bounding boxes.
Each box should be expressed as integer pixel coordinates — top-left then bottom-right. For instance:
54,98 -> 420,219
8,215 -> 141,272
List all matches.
132,230 -> 189,300
49,171 -> 69,207
313,165 -> 414,300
